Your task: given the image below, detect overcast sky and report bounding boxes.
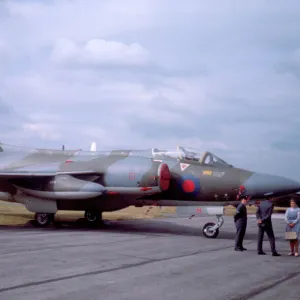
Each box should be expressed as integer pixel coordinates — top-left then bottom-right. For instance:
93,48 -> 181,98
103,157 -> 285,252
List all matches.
1,0 -> 300,179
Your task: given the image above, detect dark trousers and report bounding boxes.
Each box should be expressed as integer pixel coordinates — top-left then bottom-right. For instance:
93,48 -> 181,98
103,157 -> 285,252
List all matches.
235,218 -> 247,249
257,221 -> 276,253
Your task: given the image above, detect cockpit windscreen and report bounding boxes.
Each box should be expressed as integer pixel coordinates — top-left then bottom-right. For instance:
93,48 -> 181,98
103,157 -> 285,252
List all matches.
151,146 -> 232,167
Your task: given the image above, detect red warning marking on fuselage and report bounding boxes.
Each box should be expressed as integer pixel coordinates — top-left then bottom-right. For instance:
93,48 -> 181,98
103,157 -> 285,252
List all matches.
107,191 -> 119,195
180,163 -> 190,171
196,208 -> 202,213
140,187 -> 152,191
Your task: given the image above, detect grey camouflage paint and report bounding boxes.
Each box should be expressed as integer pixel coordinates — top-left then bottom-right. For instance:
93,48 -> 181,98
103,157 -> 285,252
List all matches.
0,143 -> 299,214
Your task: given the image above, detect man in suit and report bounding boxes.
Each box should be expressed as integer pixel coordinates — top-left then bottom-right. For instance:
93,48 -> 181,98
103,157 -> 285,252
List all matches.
256,198 -> 281,256
234,196 -> 248,251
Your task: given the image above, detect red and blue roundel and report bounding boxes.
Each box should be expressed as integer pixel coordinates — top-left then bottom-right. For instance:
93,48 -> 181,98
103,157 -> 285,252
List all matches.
180,174 -> 201,196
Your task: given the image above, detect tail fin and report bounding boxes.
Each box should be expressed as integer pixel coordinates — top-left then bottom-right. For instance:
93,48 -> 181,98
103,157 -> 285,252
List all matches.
90,142 -> 96,151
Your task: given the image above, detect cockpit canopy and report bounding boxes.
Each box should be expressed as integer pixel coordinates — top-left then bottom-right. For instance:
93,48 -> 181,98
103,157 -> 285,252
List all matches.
151,145 -> 233,168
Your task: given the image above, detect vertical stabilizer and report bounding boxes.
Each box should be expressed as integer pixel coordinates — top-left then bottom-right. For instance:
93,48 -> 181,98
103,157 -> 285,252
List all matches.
90,142 -> 96,151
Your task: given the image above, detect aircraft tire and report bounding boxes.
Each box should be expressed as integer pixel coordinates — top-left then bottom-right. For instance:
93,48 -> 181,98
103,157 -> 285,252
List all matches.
34,213 -> 55,227
84,211 -> 102,224
202,222 -> 219,238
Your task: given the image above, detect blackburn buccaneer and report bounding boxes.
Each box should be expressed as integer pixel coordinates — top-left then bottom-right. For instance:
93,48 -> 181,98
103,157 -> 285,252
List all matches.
0,143 -> 299,238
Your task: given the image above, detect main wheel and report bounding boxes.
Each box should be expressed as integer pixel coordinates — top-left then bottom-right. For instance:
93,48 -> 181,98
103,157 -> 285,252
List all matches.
202,222 -> 219,238
84,211 -> 102,224
34,213 -> 55,227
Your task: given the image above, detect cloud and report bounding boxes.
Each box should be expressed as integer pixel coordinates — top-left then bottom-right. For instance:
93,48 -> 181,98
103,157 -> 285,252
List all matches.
1,0 -> 300,180
22,112 -> 63,141
0,39 -> 13,70
51,38 -> 150,68
23,123 -> 61,141
0,98 -> 31,143
276,48 -> 300,80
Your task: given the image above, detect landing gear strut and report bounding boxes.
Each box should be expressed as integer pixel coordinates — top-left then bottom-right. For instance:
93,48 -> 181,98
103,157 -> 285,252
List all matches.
34,213 -> 55,227
84,211 -> 103,225
202,215 -> 224,238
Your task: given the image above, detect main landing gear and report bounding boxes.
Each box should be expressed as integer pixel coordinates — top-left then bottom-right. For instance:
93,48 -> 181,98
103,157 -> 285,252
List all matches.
34,213 -> 55,227
202,215 -> 224,238
84,210 -> 101,223
84,210 -> 105,226
34,211 -> 105,227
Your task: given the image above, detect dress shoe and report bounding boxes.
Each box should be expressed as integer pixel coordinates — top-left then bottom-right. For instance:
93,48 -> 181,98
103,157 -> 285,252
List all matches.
258,251 -> 266,255
272,252 -> 281,256
241,247 -> 247,251
234,248 -> 243,251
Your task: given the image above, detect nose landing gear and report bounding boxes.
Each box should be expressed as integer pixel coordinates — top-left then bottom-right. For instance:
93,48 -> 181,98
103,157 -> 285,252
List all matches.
202,215 -> 224,238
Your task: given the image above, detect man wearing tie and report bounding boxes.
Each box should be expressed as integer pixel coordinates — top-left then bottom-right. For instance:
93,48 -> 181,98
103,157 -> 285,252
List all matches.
256,198 -> 281,256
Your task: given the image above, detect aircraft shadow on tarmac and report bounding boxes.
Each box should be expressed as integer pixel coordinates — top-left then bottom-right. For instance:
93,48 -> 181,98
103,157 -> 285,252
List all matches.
0,217 -> 276,241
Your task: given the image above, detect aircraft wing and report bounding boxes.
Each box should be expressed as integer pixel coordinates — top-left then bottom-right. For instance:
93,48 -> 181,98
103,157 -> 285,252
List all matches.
0,170 -> 99,178
0,163 -> 100,179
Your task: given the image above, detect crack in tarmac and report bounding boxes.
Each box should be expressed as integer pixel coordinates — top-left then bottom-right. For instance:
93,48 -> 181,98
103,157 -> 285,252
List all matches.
229,271 -> 300,300
0,236 -> 163,257
0,228 -> 171,257
0,241 -> 253,293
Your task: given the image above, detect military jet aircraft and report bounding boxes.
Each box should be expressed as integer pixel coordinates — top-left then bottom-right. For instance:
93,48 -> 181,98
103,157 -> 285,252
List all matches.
0,143 -> 299,238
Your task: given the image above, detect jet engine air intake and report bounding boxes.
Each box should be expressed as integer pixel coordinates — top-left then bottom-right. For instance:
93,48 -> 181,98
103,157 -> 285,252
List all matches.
157,163 -> 171,191
103,157 -> 172,196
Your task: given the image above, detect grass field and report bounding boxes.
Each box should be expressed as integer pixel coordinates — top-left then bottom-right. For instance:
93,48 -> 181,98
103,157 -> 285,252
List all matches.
0,201 -> 177,226
0,201 -> 286,226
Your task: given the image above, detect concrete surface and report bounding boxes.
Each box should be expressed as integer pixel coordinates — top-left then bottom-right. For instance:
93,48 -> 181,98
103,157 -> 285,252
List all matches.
0,216 -> 299,300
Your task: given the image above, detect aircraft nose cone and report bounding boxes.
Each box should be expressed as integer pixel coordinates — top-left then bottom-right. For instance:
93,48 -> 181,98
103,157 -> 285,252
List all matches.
244,172 -> 300,197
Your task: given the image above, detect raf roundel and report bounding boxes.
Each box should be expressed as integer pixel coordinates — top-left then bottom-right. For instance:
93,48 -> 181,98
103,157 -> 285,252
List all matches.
180,174 -> 201,196
182,180 -> 195,193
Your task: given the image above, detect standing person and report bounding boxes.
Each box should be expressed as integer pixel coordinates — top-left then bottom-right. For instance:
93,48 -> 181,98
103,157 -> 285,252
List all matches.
256,198 -> 281,256
234,196 -> 248,251
285,198 -> 300,256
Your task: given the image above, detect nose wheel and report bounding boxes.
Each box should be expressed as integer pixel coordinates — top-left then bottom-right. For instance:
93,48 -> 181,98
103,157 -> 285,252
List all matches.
202,215 -> 224,238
